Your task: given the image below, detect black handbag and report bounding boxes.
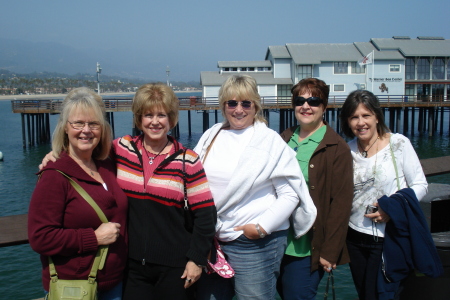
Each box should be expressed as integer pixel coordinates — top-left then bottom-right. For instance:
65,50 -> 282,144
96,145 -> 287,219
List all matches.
182,150 -> 194,232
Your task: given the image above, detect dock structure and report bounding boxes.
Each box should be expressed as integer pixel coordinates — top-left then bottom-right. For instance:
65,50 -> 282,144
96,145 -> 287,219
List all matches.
11,95 -> 450,148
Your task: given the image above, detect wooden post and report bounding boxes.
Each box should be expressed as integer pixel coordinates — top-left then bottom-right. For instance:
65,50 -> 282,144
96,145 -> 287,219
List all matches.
202,110 -> 209,132
428,107 -> 435,137
187,110 -> 192,136
21,113 -> 26,148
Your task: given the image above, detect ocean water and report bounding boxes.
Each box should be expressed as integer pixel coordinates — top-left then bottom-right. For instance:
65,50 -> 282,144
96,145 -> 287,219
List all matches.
0,94 -> 449,300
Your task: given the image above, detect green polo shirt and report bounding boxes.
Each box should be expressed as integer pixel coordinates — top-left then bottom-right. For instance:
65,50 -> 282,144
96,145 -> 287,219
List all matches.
285,125 -> 326,257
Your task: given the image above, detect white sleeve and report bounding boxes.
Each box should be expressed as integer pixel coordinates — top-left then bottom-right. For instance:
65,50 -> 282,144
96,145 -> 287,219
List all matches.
401,137 -> 428,201
257,177 -> 299,234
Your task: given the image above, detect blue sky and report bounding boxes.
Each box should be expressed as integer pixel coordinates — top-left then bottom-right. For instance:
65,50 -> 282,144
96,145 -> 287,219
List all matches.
1,0 -> 449,81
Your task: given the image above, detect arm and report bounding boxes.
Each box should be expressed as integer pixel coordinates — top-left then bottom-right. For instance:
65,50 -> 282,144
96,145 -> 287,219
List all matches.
28,170 -> 98,256
320,142 -> 353,265
184,151 -> 217,266
400,137 -> 428,200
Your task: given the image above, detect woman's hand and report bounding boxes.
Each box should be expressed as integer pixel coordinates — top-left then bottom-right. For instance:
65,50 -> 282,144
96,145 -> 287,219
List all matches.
364,202 -> 391,223
320,257 -> 336,273
181,260 -> 202,288
94,222 -> 121,245
39,151 -> 57,170
234,224 -> 267,239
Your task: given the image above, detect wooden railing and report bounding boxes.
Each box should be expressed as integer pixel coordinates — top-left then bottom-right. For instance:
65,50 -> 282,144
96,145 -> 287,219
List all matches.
11,95 -> 450,114
1,156 -> 450,248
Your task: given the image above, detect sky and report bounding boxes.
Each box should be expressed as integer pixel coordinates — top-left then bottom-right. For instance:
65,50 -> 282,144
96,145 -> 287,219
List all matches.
1,0 -> 449,82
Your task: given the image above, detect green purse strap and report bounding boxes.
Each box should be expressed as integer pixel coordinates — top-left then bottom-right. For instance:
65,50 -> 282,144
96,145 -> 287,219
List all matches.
46,169 -> 109,283
389,138 -> 401,191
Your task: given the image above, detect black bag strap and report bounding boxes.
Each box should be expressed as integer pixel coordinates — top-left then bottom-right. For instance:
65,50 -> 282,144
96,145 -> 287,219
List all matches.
182,150 -> 189,211
324,270 -> 336,300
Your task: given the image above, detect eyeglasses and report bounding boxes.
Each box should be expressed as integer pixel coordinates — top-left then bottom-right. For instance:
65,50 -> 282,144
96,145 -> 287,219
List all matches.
294,97 -> 324,107
67,121 -> 101,130
226,100 -> 253,109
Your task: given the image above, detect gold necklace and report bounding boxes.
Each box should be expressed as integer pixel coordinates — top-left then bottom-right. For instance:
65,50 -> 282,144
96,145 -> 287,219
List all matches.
358,136 -> 379,158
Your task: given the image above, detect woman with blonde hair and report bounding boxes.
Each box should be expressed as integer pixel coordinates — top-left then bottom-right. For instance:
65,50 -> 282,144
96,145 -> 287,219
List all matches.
195,75 -> 316,300
29,87 -> 128,300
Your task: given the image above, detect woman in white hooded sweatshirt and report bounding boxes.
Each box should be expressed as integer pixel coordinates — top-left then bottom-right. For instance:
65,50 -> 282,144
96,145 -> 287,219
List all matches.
194,75 -> 316,300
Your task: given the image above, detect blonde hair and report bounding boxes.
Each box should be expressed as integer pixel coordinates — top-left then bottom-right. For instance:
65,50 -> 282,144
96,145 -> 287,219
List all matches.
52,87 -> 112,160
132,83 -> 179,130
218,75 -> 267,127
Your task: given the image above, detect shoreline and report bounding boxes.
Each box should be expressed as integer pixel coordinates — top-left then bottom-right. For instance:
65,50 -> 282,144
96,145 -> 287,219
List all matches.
0,90 -> 201,101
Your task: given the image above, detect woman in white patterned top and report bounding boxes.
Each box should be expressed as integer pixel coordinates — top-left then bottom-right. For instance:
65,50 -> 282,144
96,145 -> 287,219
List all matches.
340,90 -> 428,300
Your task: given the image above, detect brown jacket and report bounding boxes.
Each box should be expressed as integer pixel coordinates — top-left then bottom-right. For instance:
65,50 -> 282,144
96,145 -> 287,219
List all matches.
280,122 -> 353,271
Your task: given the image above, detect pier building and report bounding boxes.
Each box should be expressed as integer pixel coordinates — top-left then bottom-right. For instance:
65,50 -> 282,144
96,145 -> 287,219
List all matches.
200,36 -> 450,102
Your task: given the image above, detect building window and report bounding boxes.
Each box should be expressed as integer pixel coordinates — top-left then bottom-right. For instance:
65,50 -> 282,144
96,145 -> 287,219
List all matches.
223,68 -> 230,72
334,62 -> 348,74
432,58 -> 445,79
248,67 -> 255,71
405,84 -> 415,96
417,58 -> 430,80
351,62 -> 365,74
257,67 -> 264,71
334,84 -> 345,92
231,68 -> 238,71
277,84 -> 292,103
240,67 -> 247,71
297,65 -> 312,80
405,58 -> 415,80
265,67 -> 272,71
390,64 -> 401,72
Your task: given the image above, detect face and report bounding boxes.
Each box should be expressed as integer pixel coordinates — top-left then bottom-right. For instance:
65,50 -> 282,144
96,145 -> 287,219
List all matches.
224,97 -> 256,130
65,108 -> 101,157
347,103 -> 379,141
141,106 -> 170,141
294,92 -> 325,130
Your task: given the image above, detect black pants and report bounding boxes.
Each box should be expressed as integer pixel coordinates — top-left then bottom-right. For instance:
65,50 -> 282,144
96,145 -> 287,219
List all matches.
123,258 -> 195,300
347,227 -> 384,300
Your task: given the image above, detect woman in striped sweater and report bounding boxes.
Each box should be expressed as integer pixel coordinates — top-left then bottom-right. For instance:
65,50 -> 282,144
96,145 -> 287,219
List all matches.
113,84 -> 217,300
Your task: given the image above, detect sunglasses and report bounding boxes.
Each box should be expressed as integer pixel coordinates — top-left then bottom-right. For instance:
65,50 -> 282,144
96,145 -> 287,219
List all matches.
294,97 -> 324,107
226,100 -> 253,109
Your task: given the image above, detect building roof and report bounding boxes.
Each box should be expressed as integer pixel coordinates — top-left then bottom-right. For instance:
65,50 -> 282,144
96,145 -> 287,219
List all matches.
217,61 -> 272,68
265,45 -> 291,59
370,37 -> 450,57
354,42 -> 404,60
200,71 -> 293,86
285,43 -> 363,64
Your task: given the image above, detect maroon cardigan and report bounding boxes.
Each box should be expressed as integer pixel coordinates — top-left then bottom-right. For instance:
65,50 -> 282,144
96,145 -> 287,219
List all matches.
28,152 -> 128,292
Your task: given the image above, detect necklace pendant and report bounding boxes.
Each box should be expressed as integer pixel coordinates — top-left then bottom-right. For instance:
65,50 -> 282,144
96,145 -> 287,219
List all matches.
361,151 -> 368,158
149,158 -> 154,165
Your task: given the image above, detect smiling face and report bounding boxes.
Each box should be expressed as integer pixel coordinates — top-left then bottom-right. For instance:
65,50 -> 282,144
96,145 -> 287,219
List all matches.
224,97 -> 256,130
140,106 -> 170,142
294,92 -> 325,131
65,108 -> 101,158
348,103 -> 379,142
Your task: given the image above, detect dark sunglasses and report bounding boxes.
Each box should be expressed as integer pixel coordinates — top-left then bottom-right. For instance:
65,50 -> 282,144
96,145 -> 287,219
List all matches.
226,100 -> 253,109
294,97 -> 324,107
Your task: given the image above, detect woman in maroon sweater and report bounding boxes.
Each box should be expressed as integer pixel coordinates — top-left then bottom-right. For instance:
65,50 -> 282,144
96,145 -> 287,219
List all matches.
28,87 -> 128,300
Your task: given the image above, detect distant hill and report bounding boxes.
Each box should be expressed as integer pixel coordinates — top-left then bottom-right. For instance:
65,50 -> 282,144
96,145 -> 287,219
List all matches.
0,38 -> 200,82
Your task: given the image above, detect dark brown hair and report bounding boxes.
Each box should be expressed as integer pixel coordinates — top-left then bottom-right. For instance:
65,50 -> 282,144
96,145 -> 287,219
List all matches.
340,90 -> 390,138
291,78 -> 329,108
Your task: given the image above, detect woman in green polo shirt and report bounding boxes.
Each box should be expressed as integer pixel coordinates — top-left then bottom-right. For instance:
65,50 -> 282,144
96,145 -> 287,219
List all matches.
277,78 -> 353,300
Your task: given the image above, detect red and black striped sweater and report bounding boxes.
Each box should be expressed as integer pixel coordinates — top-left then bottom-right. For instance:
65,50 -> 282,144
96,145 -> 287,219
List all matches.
112,135 -> 217,267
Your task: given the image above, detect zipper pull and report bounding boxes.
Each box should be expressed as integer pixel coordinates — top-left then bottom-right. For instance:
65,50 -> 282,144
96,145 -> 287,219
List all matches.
142,259 -> 145,265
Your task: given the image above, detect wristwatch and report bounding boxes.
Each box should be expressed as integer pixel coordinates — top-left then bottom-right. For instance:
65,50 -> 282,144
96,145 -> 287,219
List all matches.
255,223 -> 266,238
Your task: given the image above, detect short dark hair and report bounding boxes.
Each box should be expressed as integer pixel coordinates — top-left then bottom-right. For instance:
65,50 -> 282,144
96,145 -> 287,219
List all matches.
340,90 -> 390,138
291,78 -> 329,108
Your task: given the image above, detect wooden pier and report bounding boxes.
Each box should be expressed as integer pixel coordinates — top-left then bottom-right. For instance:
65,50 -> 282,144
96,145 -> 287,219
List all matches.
10,95 -> 450,148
